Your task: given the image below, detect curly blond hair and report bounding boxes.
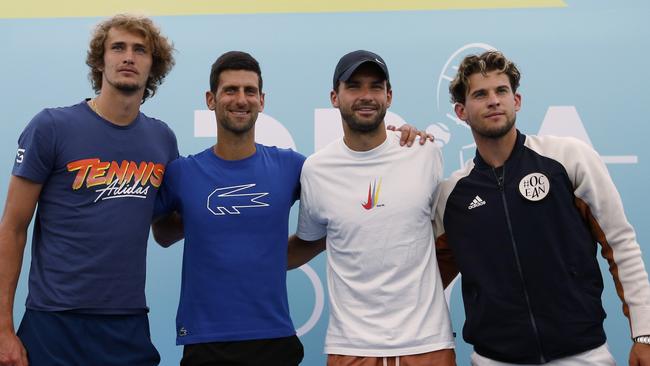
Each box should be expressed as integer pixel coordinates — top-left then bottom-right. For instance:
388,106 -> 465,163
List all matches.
86,14 -> 175,103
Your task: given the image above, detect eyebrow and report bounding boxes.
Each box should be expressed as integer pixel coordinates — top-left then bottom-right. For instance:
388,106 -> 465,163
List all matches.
470,88 -> 486,97
222,84 -> 259,91
109,41 -> 148,49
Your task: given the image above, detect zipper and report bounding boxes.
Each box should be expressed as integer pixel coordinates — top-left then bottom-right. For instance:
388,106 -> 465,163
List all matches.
493,166 -> 547,363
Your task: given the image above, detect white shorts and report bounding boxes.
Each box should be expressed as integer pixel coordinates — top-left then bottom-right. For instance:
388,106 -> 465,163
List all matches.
470,343 -> 615,366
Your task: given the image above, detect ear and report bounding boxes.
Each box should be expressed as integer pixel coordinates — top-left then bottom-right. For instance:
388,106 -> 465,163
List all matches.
386,88 -> 393,108
330,90 -> 339,108
205,91 -> 215,110
514,92 -> 522,112
454,102 -> 467,122
259,92 -> 265,112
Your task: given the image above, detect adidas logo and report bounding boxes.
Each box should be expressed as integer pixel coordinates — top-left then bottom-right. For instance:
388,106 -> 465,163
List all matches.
468,196 -> 486,210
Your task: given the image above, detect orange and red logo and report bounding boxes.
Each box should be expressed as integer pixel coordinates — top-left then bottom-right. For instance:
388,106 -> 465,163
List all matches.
67,158 -> 165,202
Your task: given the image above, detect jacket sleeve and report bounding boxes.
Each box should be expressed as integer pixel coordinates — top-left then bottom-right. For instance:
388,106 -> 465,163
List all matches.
532,136 -> 650,338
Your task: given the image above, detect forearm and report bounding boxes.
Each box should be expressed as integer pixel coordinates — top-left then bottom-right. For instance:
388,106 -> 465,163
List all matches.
0,226 -> 27,333
152,211 -> 184,247
287,235 -> 326,270
435,233 -> 459,289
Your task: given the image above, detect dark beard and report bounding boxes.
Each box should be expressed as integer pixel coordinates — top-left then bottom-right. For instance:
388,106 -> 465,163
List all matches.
340,108 -> 387,133
109,80 -> 142,95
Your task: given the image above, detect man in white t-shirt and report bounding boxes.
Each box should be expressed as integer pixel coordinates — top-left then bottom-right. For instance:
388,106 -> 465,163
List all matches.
288,50 -> 455,366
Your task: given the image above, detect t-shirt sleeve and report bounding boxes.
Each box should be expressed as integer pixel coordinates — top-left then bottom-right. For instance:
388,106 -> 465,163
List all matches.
296,163 -> 327,241
12,109 -> 57,183
153,159 -> 180,219
430,145 -> 445,220
166,124 -> 180,162
292,151 -> 307,202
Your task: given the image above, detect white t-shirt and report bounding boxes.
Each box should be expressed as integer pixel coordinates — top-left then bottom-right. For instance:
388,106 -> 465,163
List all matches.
297,131 -> 454,357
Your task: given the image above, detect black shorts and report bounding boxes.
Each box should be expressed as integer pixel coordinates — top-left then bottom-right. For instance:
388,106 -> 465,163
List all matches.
181,335 -> 304,366
17,309 -> 160,366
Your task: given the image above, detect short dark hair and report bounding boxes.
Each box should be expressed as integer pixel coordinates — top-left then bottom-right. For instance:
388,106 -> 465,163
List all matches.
209,51 -> 263,92
86,14 -> 175,103
449,51 -> 521,105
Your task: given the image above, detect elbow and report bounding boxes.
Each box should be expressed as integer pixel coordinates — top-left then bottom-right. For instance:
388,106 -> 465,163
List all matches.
151,228 -> 178,248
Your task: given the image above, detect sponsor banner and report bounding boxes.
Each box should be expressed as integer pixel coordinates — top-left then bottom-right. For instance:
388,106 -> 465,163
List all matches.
2,0 -> 566,19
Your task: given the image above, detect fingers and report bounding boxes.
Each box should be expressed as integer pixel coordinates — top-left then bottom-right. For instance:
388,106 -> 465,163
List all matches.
419,132 -> 435,145
391,124 -> 433,147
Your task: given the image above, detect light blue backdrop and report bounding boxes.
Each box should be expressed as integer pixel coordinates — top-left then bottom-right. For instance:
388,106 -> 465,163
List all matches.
1,1 -> 648,364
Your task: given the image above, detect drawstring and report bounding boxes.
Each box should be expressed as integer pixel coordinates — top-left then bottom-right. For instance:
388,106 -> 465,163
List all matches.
382,357 -> 400,366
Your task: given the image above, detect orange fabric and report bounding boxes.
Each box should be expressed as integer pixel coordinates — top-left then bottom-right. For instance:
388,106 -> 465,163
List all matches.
327,348 -> 456,366
574,197 -> 630,326
435,233 -> 460,289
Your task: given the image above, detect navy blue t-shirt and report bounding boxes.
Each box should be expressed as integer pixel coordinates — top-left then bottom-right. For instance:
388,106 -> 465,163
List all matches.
12,101 -> 178,314
156,145 -> 305,345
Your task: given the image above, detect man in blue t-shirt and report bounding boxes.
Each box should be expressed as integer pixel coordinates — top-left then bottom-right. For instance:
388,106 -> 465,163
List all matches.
153,51 -> 306,366
0,14 -> 178,366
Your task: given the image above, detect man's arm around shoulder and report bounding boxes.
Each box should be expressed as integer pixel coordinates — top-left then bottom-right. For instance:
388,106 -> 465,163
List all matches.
288,235 -> 326,270
0,176 -> 42,366
151,212 -> 183,248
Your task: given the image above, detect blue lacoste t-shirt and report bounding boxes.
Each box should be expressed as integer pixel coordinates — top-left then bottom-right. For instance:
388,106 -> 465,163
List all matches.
156,144 -> 305,344
12,101 -> 178,313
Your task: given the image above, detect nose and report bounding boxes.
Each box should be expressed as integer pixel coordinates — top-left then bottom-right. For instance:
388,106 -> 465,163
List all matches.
122,49 -> 135,65
487,91 -> 500,107
358,86 -> 373,102
234,91 -> 247,105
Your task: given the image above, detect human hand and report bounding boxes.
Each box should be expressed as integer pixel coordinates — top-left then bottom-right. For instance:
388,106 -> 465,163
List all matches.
630,342 -> 650,366
387,124 -> 434,146
0,332 -> 28,366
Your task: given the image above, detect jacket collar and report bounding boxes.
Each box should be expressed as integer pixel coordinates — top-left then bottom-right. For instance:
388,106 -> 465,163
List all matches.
473,129 -> 526,170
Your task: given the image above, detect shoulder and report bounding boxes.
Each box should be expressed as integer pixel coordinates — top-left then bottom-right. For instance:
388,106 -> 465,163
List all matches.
440,160 -> 475,199
20,103 -> 88,141
257,144 -> 307,166
523,134 -> 600,171
525,134 -> 595,158
385,131 -> 443,167
139,113 -> 176,135
27,102 -> 85,128
304,138 -> 343,166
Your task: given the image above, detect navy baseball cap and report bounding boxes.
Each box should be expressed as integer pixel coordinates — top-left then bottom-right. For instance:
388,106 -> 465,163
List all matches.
333,50 -> 389,89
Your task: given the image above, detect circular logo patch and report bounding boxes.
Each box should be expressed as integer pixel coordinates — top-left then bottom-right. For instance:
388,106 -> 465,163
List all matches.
519,172 -> 550,201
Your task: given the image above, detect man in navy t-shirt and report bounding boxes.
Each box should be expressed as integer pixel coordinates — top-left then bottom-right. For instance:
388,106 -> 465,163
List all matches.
0,14 -> 178,366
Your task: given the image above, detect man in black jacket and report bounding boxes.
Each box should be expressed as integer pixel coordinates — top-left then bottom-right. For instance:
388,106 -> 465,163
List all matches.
435,50 -> 650,365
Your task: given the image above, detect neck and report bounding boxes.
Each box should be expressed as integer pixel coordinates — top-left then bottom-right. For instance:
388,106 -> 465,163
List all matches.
93,87 -> 145,126
342,122 -> 387,152
213,126 -> 256,160
474,127 -> 517,168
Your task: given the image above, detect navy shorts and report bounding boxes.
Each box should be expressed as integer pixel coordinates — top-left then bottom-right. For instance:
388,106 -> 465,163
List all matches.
17,309 -> 160,366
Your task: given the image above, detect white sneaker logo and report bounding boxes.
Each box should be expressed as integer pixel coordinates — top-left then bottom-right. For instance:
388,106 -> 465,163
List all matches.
468,195 -> 486,210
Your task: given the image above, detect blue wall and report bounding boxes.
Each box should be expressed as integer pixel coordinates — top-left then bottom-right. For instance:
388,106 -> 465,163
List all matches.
1,1 -> 648,364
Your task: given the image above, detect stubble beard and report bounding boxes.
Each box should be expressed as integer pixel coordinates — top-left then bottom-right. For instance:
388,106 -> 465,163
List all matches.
472,114 -> 516,139
106,77 -> 144,95
219,112 -> 257,135
340,106 -> 387,133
